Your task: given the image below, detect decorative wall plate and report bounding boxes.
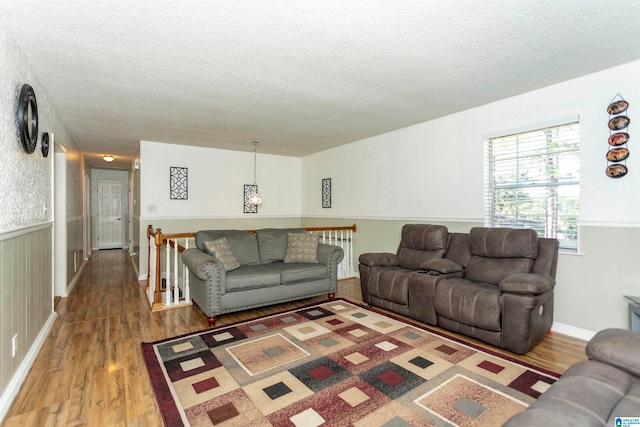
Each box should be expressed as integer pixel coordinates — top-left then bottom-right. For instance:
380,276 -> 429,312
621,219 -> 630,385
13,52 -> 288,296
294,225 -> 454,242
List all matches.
608,116 -> 630,130
606,148 -> 629,162
608,132 -> 629,146
606,164 -> 628,178
41,132 -> 50,157
607,100 -> 629,115
16,83 -> 39,154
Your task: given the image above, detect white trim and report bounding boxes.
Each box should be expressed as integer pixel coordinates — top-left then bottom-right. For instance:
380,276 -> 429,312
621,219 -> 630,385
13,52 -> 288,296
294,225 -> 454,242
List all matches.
0,312 -> 57,424
130,256 -> 139,278
139,215 -> 302,221
579,220 -> 640,228
0,222 -> 54,241
300,215 -> 483,223
482,115 -> 580,141
551,321 -> 595,342
65,260 -> 86,295
138,215 -> 640,228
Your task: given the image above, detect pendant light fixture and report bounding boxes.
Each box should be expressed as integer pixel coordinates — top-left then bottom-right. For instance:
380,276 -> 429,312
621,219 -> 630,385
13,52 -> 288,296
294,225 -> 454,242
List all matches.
249,141 -> 262,205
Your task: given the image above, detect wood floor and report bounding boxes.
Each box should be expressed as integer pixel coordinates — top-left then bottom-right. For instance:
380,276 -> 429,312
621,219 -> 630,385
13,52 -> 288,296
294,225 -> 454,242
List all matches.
3,250 -> 588,426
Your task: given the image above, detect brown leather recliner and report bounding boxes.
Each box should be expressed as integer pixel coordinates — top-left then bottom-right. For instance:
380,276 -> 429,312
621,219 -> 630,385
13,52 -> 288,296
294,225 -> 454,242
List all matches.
435,227 -> 559,354
359,225 -> 559,354
358,224 -> 450,316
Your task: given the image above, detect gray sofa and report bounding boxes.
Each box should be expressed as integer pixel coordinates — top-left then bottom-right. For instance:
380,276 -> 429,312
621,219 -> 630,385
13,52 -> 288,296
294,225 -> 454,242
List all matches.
504,328 -> 640,426
182,228 -> 344,325
359,224 -> 559,354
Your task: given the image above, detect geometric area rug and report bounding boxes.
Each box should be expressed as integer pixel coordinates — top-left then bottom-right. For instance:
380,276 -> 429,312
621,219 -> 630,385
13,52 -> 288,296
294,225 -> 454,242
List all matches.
142,299 -> 559,426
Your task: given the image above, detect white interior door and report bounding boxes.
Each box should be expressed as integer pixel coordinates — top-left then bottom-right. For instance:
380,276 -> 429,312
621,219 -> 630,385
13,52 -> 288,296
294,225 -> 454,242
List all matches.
97,181 -> 124,249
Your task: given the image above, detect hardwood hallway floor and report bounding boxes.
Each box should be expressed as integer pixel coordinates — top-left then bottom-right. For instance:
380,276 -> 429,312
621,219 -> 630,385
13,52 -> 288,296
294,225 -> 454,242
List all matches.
3,250 -> 588,426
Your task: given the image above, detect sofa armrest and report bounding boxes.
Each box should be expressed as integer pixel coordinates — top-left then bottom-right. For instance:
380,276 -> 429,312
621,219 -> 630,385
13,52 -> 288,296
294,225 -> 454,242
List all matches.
586,328 -> 640,377
358,252 -> 399,267
499,273 -> 555,295
317,243 -> 344,266
182,248 -> 225,282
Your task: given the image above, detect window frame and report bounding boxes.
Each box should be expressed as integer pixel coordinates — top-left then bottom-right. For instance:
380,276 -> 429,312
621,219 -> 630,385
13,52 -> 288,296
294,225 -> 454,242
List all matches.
484,120 -> 581,252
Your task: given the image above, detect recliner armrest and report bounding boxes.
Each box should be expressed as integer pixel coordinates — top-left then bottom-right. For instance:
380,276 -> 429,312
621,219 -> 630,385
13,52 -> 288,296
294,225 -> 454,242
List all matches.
586,328 -> 640,377
419,258 -> 463,274
499,273 -> 555,295
359,252 -> 399,267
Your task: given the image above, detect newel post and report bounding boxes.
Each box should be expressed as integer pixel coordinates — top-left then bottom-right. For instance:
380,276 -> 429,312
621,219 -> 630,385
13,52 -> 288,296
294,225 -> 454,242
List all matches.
146,225 -> 153,291
152,228 -> 164,309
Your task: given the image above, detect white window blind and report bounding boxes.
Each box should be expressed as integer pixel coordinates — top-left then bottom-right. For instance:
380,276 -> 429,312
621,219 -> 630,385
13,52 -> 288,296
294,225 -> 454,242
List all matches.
485,122 -> 580,251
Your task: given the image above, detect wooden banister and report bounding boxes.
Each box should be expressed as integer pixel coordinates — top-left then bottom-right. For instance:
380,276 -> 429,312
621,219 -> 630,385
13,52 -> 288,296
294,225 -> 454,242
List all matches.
303,224 -> 357,233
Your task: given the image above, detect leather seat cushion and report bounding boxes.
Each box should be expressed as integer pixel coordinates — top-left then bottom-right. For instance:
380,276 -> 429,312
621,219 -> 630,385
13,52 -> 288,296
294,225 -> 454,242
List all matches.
368,266 -> 412,305
434,278 -> 503,331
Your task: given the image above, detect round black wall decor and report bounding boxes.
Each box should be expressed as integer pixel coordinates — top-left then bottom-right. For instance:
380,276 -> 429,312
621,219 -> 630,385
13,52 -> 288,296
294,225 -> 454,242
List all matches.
17,83 -> 39,154
41,132 -> 50,157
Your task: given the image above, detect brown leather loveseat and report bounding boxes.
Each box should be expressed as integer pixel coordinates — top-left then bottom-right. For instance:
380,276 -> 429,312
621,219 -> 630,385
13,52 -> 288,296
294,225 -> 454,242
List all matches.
359,224 -> 559,354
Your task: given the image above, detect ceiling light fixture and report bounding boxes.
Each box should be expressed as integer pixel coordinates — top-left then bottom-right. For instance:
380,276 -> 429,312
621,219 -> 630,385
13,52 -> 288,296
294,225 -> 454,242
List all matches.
249,141 -> 262,206
103,154 -> 115,163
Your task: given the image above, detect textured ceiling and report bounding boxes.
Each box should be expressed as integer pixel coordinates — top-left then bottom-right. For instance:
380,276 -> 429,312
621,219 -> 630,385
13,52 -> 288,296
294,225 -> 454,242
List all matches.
1,0 -> 640,169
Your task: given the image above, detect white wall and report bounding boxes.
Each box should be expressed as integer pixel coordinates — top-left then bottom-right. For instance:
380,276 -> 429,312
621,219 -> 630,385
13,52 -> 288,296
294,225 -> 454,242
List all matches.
137,141 -> 303,276
302,60 -> 640,334
140,140 -> 301,218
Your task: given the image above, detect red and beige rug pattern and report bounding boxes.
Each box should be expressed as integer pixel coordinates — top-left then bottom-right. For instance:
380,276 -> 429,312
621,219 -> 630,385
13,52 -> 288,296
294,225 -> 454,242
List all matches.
142,300 -> 558,426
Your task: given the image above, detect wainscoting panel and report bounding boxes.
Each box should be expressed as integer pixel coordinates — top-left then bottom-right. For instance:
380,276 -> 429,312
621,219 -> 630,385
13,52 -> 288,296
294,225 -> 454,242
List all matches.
0,224 -> 53,404
66,217 -> 84,292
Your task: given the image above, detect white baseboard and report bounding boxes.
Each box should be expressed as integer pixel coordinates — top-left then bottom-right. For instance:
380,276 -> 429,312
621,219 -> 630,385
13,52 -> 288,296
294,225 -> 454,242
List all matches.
551,321 -> 596,342
130,256 -> 139,278
65,260 -> 86,295
0,312 -> 57,424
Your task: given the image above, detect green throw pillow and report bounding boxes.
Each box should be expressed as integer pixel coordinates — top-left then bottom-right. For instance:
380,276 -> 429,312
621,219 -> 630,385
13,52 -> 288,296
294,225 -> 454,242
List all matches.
283,233 -> 319,263
203,237 -> 241,271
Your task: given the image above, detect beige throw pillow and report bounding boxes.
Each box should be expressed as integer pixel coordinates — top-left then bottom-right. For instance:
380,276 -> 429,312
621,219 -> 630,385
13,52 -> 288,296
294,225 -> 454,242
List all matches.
203,237 -> 241,271
283,233 -> 319,263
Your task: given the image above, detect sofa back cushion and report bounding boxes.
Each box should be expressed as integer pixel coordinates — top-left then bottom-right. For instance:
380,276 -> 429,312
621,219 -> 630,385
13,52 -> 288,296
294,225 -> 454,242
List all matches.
469,227 -> 538,258
464,228 -> 538,285
196,230 -> 261,266
444,232 -> 471,268
532,238 -> 560,277
256,228 -> 306,264
396,224 -> 448,270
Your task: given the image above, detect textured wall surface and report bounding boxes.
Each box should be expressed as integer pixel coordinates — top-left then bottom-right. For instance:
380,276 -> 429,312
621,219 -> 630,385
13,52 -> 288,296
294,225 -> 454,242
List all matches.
0,26 -> 52,230
65,149 -> 85,219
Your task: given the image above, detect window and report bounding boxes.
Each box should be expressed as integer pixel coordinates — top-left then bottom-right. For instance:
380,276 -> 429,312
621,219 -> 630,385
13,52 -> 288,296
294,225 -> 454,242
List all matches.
484,121 -> 580,251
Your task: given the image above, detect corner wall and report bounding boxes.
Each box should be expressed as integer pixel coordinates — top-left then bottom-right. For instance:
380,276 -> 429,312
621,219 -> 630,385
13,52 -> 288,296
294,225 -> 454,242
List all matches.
137,141 -> 303,277
302,60 -> 640,334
